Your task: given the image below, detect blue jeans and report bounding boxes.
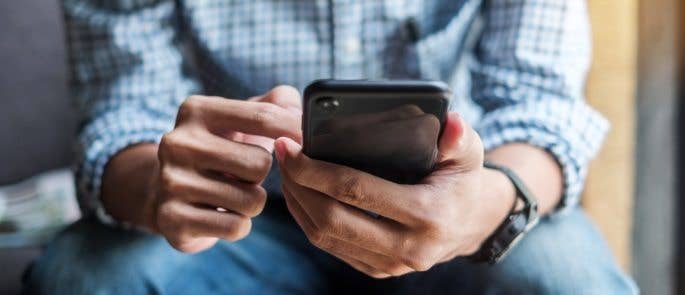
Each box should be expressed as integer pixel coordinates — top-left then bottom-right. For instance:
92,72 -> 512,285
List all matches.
24,200 -> 637,294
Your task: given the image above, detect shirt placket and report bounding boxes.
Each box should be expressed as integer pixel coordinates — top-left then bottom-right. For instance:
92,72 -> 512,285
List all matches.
330,0 -> 364,79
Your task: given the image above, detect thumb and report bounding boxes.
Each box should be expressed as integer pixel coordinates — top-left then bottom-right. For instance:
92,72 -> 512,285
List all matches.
274,136 -> 305,178
437,112 -> 484,169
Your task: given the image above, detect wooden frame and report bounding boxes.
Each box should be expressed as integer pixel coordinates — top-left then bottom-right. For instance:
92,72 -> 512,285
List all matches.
584,0 -> 638,271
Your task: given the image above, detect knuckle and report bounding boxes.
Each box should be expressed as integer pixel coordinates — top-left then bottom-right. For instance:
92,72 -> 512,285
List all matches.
397,104 -> 424,117
225,218 -> 252,241
243,185 -> 267,217
335,174 -> 364,202
166,236 -> 187,252
384,262 -> 410,277
272,85 -> 300,96
177,95 -> 205,122
158,167 -> 183,195
157,201 -> 180,222
166,236 -> 198,253
410,116 -> 440,145
251,103 -> 280,127
246,151 -> 273,179
183,95 -> 205,110
159,131 -> 197,163
261,86 -> 289,104
402,256 -> 433,272
158,133 -> 180,158
306,229 -> 327,249
400,244 -> 440,272
269,85 -> 301,104
156,202 -> 184,235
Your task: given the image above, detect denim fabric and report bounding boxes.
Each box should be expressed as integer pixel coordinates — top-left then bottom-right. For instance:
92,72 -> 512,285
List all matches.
24,200 -> 637,294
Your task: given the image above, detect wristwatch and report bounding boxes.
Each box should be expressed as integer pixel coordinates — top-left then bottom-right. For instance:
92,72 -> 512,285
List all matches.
468,161 -> 540,264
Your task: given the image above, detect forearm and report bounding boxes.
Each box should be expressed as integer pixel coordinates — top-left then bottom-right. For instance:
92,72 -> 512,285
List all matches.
485,143 -> 563,216
101,143 -> 159,229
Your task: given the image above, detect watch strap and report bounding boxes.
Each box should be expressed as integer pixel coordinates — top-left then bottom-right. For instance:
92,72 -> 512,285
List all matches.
467,161 -> 539,264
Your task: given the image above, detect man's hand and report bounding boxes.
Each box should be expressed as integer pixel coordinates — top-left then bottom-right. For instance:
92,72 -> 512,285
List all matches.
275,112 -> 517,278
102,86 -> 302,253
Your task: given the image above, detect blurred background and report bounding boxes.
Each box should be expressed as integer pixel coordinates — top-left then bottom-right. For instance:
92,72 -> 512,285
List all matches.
0,0 -> 682,294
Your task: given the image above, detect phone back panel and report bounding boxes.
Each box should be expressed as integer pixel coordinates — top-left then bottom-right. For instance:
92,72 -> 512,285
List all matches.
303,80 -> 450,184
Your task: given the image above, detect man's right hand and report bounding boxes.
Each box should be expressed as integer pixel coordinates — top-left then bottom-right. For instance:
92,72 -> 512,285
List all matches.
101,86 -> 302,253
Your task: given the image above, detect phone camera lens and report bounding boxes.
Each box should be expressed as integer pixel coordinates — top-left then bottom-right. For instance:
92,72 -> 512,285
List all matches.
316,97 -> 339,113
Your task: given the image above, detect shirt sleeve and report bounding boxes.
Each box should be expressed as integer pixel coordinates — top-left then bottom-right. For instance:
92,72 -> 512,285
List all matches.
470,0 -> 609,214
62,0 -> 200,220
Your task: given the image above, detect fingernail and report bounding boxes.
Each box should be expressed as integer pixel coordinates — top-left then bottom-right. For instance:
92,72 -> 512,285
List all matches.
450,112 -> 466,146
283,137 -> 301,154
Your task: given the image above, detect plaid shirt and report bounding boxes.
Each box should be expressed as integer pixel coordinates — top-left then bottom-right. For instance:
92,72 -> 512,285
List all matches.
63,0 -> 608,220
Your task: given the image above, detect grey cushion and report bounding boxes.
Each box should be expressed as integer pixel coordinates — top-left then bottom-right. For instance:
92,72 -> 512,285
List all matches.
0,0 -> 75,185
0,0 -> 75,293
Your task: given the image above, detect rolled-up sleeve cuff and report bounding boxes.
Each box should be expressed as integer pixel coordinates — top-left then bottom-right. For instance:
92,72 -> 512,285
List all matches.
75,107 -> 173,225
475,97 -> 609,215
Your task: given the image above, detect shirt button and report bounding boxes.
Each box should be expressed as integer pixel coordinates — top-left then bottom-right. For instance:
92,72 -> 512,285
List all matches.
344,37 -> 361,54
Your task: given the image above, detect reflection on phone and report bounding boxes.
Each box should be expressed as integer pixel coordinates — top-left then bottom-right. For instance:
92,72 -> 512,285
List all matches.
310,104 -> 440,184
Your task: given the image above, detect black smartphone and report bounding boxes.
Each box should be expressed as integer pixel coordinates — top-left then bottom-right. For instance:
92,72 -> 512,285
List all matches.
303,79 -> 450,184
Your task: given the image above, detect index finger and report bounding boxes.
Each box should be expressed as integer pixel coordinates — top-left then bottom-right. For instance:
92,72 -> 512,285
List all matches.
275,137 -> 426,224
248,85 -> 302,111
179,95 -> 302,142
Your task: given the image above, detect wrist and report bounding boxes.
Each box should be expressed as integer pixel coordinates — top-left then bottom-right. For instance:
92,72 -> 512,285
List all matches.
483,167 -> 517,215
101,143 -> 160,230
471,167 -> 518,243
468,161 -> 541,264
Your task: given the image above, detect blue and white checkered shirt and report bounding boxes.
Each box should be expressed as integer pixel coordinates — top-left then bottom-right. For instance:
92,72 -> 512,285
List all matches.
63,0 -> 608,219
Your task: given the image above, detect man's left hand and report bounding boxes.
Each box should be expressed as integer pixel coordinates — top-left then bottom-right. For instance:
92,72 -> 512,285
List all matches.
275,112 -> 516,278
